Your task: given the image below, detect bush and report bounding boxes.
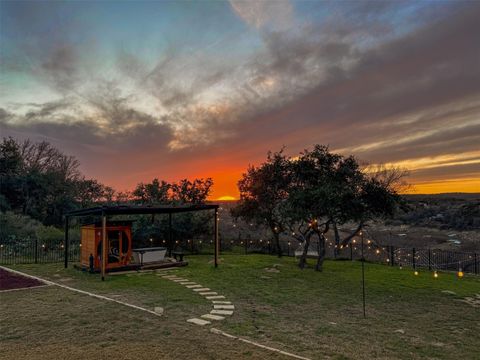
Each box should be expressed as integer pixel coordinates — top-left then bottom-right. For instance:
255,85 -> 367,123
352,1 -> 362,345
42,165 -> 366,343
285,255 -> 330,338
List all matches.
36,225 -> 64,243
0,211 -> 63,245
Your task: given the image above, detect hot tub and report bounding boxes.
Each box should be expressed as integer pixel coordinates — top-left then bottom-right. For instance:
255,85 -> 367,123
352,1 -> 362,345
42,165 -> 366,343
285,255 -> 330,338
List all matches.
132,247 -> 167,264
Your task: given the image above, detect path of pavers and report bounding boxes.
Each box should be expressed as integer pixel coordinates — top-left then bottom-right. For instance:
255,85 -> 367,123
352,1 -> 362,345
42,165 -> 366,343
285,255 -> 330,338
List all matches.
159,271 -> 235,326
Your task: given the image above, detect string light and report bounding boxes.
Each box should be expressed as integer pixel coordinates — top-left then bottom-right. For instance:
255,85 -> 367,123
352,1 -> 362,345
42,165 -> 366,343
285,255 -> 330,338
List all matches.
434,271 -> 438,278
458,269 -> 464,278
414,271 -> 419,276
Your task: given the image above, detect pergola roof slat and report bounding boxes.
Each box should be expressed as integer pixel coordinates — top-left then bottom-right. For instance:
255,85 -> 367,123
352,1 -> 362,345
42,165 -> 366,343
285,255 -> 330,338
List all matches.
65,204 -> 219,217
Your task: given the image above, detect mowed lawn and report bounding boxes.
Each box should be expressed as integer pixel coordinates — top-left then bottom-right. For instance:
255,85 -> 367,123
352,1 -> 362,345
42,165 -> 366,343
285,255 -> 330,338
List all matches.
1,255 -> 479,360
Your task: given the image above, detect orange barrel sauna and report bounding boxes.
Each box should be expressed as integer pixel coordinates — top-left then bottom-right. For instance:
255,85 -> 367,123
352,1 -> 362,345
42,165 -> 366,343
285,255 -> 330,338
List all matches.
80,221 -> 133,272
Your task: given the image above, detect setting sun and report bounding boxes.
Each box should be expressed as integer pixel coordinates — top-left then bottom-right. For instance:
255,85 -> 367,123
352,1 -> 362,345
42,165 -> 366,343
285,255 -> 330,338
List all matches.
216,195 -> 237,201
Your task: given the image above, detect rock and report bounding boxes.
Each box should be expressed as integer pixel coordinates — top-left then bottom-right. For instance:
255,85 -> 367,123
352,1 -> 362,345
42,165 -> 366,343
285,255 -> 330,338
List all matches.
394,329 -> 405,334
210,309 -> 233,316
441,290 -> 456,295
264,268 -> 280,273
206,295 -> 225,300
154,307 -> 164,315
187,318 -> 211,326
201,314 -> 225,321
213,305 -> 235,310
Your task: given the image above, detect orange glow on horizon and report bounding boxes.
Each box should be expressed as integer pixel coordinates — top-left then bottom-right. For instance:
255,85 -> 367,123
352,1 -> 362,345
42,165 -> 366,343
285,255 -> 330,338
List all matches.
206,177 -> 479,201
216,195 -> 237,201
403,178 -> 480,194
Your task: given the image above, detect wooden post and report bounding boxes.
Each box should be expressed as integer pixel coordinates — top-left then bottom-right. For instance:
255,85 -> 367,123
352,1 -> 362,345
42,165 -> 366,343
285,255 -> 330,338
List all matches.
64,216 -> 69,268
101,213 -> 107,281
214,207 -> 219,268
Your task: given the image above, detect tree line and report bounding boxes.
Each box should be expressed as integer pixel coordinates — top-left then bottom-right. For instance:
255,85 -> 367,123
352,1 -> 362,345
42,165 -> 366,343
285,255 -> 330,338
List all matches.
231,145 -> 407,271
0,137 -> 213,229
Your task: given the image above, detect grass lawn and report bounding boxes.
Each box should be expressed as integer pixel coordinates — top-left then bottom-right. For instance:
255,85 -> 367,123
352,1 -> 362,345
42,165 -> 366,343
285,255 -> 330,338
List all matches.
1,254 -> 479,360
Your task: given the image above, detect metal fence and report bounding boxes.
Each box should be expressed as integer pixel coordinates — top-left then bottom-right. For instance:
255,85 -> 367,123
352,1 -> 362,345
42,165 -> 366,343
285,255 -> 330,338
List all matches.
0,238 -> 80,265
1,236 -> 478,275
181,237 -> 479,275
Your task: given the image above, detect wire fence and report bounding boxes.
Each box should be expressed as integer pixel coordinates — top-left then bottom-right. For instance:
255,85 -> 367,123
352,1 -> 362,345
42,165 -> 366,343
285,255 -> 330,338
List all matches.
1,236 -> 478,275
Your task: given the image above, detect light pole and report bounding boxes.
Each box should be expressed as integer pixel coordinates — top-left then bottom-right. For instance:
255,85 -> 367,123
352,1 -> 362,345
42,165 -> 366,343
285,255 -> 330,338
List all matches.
360,230 -> 366,318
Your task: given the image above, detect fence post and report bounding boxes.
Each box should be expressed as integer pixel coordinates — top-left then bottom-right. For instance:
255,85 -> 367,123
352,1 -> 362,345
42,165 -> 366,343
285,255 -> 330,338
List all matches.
350,245 -> 353,261
428,248 -> 432,270
390,246 -> 395,266
412,248 -> 416,270
35,237 -> 38,264
475,253 -> 478,275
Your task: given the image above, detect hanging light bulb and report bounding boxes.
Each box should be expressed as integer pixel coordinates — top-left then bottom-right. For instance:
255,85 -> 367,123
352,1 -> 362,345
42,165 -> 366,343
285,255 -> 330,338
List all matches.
434,271 -> 438,278
414,271 -> 419,276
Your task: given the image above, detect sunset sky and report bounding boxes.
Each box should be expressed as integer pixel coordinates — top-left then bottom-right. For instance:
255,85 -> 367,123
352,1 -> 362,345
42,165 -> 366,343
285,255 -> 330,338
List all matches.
1,0 -> 479,199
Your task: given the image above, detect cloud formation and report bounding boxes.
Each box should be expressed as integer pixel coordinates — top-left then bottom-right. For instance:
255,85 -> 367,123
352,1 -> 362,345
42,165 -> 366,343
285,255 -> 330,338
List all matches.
1,0 -> 479,196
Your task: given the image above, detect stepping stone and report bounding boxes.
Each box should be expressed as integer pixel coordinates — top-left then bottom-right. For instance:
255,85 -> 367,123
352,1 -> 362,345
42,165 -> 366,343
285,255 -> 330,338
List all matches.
199,292 -> 218,296
206,295 -> 225,300
211,310 -> 233,316
172,278 -> 189,282
201,314 -> 225,321
213,305 -> 234,310
162,275 -> 178,279
179,282 -> 196,285
186,285 -> 202,289
154,307 -> 164,315
187,318 -> 211,326
212,301 -> 232,304
193,288 -> 210,292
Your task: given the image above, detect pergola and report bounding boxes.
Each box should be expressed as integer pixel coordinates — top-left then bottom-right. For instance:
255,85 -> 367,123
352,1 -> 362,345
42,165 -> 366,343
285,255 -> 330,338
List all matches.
64,204 -> 219,280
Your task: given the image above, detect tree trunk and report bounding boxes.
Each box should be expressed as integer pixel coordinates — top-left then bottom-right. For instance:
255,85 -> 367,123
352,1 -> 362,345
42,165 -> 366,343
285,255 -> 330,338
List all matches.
315,233 -> 326,272
274,232 -> 282,257
299,231 -> 312,269
333,222 -> 340,259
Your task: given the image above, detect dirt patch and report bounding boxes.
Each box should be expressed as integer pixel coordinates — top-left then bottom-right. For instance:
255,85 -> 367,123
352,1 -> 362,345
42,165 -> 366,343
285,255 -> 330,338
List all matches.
0,268 -> 44,291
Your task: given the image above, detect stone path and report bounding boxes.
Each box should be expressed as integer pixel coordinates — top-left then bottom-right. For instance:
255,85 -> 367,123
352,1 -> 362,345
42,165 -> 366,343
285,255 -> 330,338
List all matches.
159,270 -> 235,327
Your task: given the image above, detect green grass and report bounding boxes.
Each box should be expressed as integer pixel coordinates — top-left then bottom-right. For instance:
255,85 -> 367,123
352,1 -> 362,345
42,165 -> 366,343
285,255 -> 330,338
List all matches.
2,254 -> 479,360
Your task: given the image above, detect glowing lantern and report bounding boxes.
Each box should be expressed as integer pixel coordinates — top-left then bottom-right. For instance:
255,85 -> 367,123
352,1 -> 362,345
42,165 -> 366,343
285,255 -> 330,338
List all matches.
434,271 -> 438,278
414,271 -> 419,276
458,270 -> 464,278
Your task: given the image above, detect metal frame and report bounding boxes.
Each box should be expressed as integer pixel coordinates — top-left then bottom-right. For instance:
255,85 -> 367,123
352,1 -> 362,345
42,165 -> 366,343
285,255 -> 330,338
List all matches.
64,204 -> 220,280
